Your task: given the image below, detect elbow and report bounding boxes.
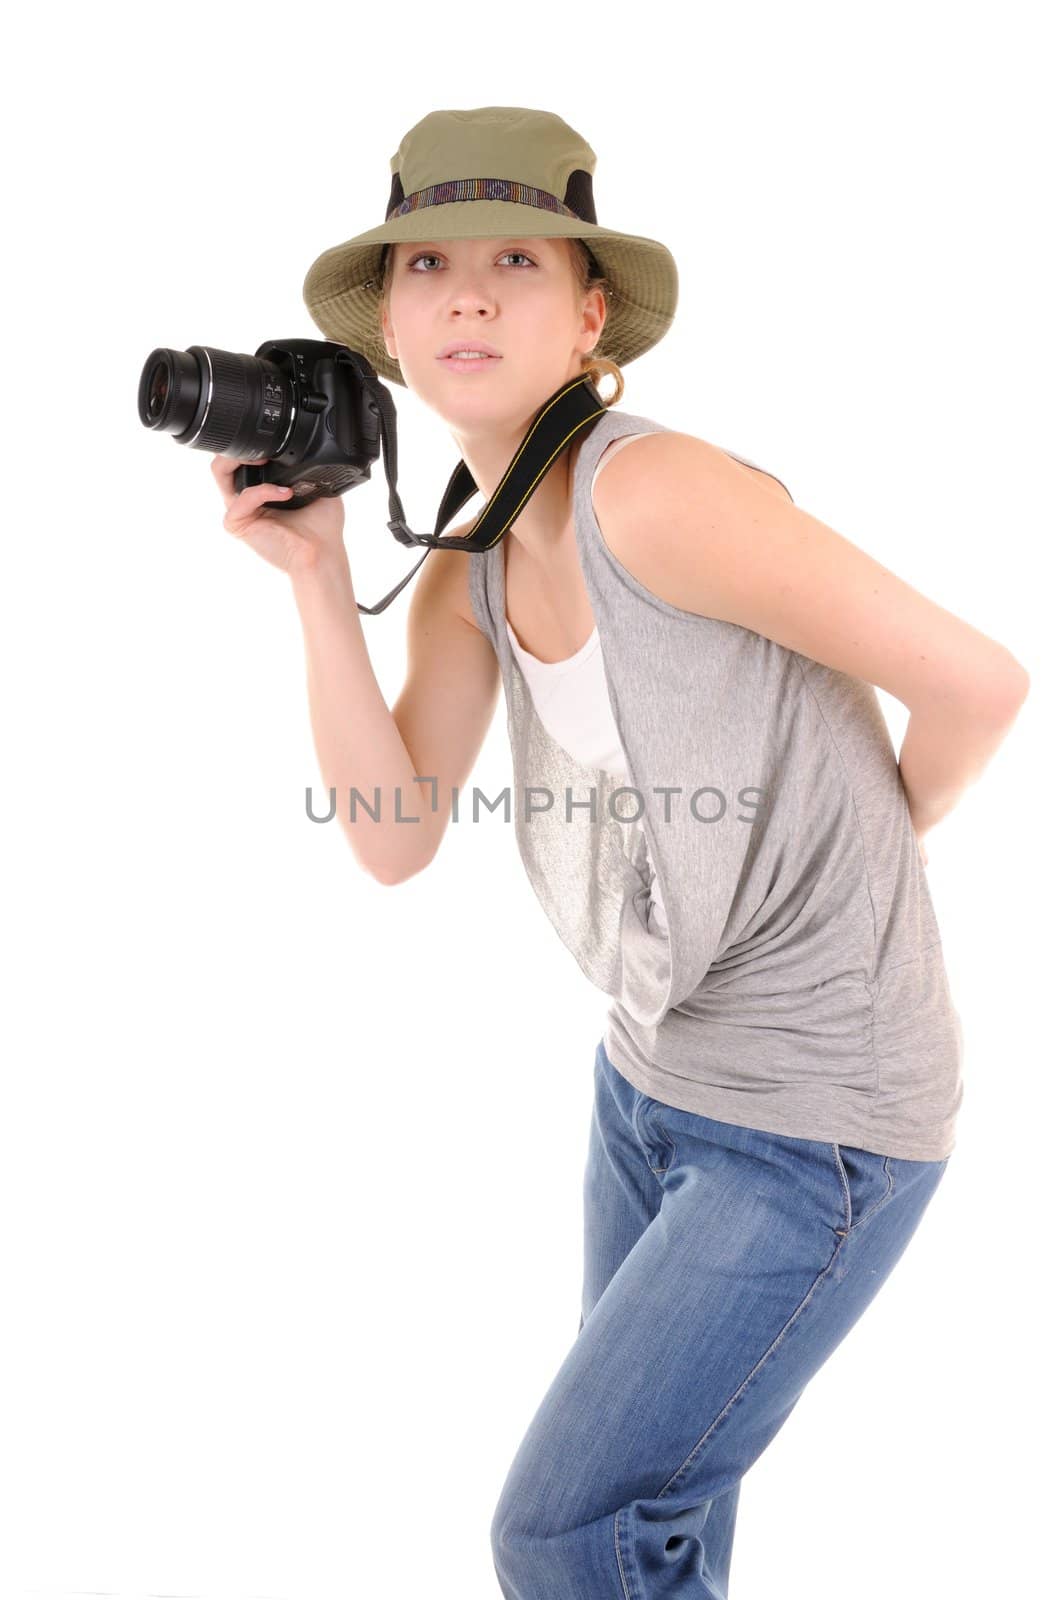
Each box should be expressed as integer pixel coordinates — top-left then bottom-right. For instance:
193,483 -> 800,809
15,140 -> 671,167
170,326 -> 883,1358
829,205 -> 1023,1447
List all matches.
1011,658 -> 1032,702
372,849 -> 435,887
907,649 -> 1030,727
955,647 -> 1031,724
339,823 -> 434,887
987,651 -> 1031,720
373,863 -> 414,887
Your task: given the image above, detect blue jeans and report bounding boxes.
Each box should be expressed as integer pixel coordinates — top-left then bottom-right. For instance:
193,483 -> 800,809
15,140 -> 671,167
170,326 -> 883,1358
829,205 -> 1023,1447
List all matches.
490,1037 -> 950,1599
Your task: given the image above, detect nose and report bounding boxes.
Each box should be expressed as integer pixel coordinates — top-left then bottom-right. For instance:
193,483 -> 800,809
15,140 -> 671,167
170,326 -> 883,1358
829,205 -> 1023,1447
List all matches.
446,268 -> 497,314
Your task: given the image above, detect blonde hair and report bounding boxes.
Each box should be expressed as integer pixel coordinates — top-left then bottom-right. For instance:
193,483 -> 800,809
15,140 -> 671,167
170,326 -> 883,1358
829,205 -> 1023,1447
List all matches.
377,237 -> 624,407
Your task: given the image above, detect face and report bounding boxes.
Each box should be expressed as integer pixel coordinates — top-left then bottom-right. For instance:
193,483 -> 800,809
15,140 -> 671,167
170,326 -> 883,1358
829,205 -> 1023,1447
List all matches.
378,235 -> 607,430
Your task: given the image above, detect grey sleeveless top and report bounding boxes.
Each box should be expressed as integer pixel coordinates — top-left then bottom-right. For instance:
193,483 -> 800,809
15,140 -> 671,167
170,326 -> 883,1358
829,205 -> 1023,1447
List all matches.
467,405 -> 964,1160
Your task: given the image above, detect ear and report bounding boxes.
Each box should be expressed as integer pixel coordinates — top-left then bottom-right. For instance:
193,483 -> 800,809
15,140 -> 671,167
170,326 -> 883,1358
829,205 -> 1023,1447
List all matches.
579,284 -> 608,357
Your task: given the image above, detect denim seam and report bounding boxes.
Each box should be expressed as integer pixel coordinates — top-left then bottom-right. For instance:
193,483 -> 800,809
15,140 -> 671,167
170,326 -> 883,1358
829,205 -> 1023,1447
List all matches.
831,1147 -> 895,1239
864,1158 -> 895,1232
633,1094 -> 675,1180
831,1142 -> 852,1232
614,1504 -> 640,1600
643,1234 -> 848,1506
649,1117 -> 677,1177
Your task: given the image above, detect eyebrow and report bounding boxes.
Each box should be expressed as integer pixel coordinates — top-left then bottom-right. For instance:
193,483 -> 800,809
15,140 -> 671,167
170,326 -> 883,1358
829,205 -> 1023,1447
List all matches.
400,238 -> 540,251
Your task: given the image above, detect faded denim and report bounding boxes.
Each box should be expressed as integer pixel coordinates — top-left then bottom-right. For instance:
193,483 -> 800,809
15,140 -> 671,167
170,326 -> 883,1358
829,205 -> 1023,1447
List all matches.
490,1038 -> 950,1598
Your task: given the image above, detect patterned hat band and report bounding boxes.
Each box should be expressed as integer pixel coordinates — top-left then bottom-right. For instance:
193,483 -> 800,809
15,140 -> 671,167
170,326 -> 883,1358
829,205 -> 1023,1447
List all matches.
385,168 -> 598,225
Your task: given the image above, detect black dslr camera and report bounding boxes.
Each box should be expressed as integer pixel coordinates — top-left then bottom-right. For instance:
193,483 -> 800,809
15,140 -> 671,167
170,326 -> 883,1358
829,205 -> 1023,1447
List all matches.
137,337 -> 608,614
138,339 -> 389,511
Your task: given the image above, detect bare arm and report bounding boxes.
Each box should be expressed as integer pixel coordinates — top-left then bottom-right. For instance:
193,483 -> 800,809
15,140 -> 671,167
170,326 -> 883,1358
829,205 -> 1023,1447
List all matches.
292,540 -> 499,885
897,690 -> 1029,840
211,452 -> 500,885
593,431 -> 1031,843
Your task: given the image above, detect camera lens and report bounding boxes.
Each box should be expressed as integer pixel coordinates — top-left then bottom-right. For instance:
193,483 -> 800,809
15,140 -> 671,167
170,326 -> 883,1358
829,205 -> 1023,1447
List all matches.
137,345 -> 294,458
146,361 -> 169,419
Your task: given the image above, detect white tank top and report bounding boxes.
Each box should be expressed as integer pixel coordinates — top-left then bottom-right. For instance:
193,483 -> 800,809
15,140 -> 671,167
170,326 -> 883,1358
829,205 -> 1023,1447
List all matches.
504,431 -> 669,935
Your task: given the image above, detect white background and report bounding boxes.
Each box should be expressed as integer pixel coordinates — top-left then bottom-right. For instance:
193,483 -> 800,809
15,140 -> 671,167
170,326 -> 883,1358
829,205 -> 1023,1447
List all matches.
3,2 -> 1058,1597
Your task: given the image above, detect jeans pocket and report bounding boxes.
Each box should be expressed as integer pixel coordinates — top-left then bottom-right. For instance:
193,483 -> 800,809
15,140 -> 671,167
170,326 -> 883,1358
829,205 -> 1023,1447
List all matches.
634,1095 -> 678,1176
831,1142 -> 895,1237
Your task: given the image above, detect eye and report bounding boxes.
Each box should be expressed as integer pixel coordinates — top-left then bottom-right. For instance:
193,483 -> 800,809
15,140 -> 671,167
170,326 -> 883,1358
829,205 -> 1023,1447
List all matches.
407,250 -> 537,271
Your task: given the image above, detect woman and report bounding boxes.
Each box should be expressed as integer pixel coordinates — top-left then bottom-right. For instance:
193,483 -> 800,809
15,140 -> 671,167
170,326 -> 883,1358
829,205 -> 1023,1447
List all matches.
213,107 -> 1029,1599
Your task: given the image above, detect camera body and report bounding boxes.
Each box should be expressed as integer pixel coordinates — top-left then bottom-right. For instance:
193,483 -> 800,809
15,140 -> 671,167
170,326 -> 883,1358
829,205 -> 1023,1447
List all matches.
138,338 -> 391,511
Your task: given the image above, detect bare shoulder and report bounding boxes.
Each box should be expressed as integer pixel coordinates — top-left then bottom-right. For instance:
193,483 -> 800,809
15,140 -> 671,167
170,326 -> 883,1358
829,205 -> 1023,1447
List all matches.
587,424 -> 1030,715
592,427 -> 794,509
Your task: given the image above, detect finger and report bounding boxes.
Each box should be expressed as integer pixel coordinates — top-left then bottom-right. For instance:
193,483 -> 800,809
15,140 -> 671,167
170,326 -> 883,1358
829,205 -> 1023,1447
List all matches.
222,480 -> 292,535
211,453 -> 272,507
211,452 -> 269,478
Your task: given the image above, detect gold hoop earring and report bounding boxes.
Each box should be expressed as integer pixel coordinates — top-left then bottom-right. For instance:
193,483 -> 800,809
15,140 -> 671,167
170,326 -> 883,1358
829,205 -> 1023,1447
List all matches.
581,355 -> 624,407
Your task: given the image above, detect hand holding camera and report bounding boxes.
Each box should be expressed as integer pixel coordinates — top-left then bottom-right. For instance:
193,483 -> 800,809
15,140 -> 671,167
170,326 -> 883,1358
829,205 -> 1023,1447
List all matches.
210,451 -> 347,578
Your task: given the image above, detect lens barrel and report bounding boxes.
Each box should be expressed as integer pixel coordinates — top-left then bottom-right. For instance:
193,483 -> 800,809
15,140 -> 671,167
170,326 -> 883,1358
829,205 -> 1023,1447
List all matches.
137,346 -> 294,458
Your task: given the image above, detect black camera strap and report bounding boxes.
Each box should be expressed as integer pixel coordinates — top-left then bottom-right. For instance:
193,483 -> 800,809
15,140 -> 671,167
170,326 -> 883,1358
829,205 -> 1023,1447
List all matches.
356,370 -> 608,615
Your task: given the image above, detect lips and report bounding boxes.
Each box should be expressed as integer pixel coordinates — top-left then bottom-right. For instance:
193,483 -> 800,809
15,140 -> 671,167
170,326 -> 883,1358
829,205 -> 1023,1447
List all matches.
436,348 -> 503,373
437,340 -> 503,359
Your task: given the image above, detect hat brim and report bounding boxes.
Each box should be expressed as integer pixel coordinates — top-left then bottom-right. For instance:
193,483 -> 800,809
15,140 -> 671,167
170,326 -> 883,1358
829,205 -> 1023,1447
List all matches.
301,200 -> 678,389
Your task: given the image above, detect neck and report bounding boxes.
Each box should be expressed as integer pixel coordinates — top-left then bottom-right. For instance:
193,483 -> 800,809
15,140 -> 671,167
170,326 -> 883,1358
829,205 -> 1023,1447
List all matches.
449,382 -> 593,563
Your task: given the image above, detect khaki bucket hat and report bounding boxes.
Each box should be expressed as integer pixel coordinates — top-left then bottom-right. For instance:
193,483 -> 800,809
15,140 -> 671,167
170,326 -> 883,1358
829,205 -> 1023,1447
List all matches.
301,105 -> 679,389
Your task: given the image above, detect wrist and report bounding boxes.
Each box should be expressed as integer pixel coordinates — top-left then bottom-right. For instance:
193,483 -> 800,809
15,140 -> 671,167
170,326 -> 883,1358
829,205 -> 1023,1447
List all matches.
289,548 -> 355,606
